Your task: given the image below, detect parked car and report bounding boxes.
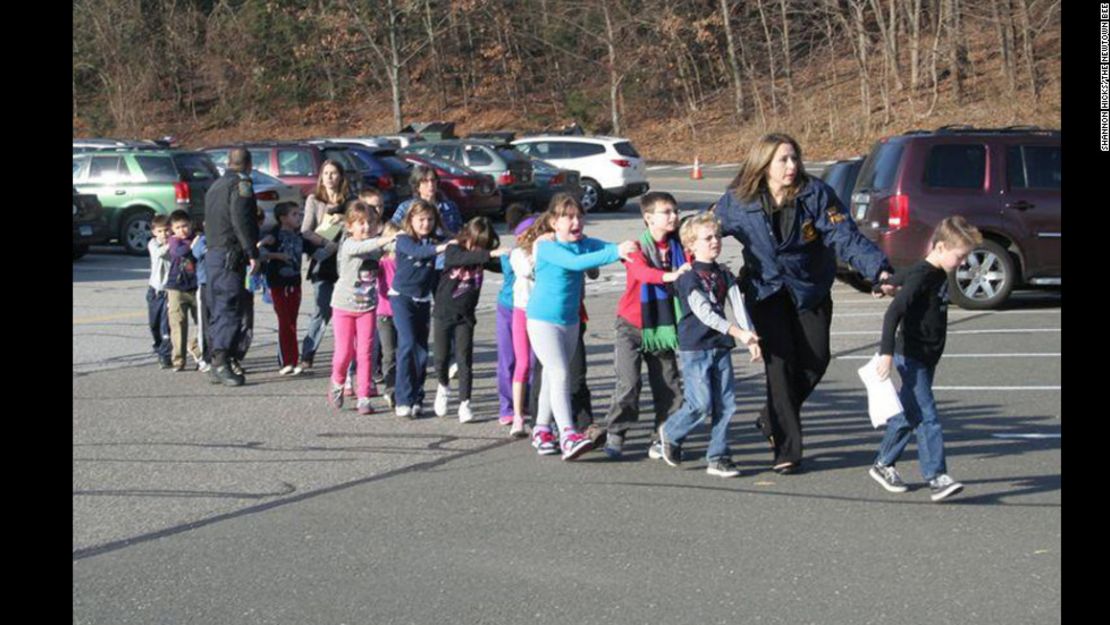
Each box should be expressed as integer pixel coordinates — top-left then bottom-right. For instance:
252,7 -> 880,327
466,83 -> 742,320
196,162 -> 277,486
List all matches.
72,148 -> 220,255
73,187 -> 110,259
248,170 -> 302,230
400,153 -> 502,220
73,138 -> 156,154
529,158 -> 583,211
849,125 -> 1061,309
511,135 -> 649,212
309,136 -> 393,149
376,133 -> 425,149
326,143 -> 414,218
819,157 -> 869,292
402,139 -> 537,213
201,142 -> 364,198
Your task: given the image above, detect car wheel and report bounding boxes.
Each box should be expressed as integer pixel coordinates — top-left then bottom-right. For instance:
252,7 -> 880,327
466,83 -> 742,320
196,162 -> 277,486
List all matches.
73,245 -> 88,260
948,239 -> 1016,309
580,179 -> 602,213
122,211 -> 154,256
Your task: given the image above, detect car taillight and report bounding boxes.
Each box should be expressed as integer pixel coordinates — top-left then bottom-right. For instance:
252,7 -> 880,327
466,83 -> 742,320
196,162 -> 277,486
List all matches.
550,173 -> 565,186
377,175 -> 394,190
457,178 -> 477,192
498,171 -> 515,186
887,194 -> 909,230
255,190 -> 279,201
174,181 -> 190,204
611,159 -> 631,167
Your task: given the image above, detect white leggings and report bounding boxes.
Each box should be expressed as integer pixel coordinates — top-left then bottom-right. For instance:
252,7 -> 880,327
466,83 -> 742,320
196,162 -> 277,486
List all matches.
526,319 -> 580,434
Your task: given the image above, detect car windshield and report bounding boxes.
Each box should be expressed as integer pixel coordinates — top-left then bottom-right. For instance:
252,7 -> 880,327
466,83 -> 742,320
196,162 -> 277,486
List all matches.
496,148 -> 529,163
530,158 -> 557,173
172,153 -> 220,181
856,141 -> 905,192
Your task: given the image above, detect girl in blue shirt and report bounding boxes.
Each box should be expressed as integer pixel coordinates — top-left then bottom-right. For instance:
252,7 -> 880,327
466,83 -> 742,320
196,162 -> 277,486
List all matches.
526,193 -> 637,460
388,200 -> 453,418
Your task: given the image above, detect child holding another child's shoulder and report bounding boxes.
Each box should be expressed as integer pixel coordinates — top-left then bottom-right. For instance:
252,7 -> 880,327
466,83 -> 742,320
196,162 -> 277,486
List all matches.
657,212 -> 762,478
868,216 -> 982,503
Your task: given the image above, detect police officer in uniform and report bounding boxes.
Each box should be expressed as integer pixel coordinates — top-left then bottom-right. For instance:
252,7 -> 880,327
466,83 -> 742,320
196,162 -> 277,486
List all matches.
714,134 -> 895,474
204,148 -> 260,386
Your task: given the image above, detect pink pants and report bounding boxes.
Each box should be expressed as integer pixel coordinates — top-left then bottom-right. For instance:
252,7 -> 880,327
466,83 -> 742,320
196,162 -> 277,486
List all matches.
331,308 -> 377,399
512,308 -> 532,383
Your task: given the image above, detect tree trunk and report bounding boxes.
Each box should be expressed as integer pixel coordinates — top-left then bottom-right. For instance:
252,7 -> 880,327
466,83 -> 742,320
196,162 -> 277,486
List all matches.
756,0 -> 778,116
388,0 -> 403,131
946,0 -> 968,104
602,1 -> 621,136
1015,0 -> 1037,97
719,0 -> 746,120
780,0 -> 793,109
424,0 -> 446,113
905,0 -> 922,89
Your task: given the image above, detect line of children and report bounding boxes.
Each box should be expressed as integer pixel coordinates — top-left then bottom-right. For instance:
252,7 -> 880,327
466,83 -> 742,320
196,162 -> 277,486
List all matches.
145,190 -> 974,502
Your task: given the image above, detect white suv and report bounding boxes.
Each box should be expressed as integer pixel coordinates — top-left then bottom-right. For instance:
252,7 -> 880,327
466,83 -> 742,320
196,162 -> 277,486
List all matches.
511,136 -> 649,211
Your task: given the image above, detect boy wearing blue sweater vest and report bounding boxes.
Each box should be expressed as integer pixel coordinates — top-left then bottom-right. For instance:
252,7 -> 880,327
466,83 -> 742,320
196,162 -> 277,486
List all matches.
658,213 -> 762,477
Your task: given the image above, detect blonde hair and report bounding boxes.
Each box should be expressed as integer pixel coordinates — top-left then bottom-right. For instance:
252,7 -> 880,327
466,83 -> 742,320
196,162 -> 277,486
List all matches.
680,212 -> 721,250
516,213 -> 554,254
931,216 -> 983,249
728,133 -> 808,203
380,221 -> 401,258
344,199 -> 381,232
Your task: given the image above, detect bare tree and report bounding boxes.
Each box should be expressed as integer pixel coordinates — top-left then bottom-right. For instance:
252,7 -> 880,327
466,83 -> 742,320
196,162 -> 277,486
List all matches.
719,0 -> 747,120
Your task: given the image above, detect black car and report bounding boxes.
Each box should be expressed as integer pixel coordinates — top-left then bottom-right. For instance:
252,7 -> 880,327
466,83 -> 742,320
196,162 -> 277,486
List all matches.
333,143 -> 414,218
819,157 -> 870,292
73,187 -> 110,259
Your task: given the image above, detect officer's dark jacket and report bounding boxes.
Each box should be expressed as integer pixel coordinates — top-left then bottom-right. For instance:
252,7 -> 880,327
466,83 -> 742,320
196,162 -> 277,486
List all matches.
204,171 -> 260,260
714,176 -> 891,311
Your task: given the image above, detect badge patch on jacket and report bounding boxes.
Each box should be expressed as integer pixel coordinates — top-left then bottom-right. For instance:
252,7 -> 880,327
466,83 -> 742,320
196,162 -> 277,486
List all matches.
801,220 -> 818,242
826,208 -> 847,225
238,180 -> 253,198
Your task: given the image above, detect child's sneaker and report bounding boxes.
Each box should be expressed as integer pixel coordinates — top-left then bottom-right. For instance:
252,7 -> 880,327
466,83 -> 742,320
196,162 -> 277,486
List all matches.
158,355 -> 173,370
279,365 -> 295,376
458,400 -> 475,424
499,414 -> 514,426
509,414 -> 528,438
657,426 -> 680,467
869,463 -> 909,493
384,392 -> 395,409
197,359 -> 211,373
356,397 -> 374,415
327,382 -> 344,410
706,458 -> 741,478
531,428 -> 558,456
560,430 -> 593,461
928,474 -> 964,502
344,379 -> 356,398
647,440 -> 664,460
395,404 -> 411,418
434,384 -> 450,417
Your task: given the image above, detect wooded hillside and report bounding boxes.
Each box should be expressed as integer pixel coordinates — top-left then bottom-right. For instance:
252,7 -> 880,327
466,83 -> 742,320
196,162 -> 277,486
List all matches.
72,0 -> 1061,160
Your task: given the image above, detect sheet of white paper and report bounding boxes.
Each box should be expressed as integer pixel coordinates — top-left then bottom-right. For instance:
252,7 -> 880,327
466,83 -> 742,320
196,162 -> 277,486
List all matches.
857,354 -> 903,428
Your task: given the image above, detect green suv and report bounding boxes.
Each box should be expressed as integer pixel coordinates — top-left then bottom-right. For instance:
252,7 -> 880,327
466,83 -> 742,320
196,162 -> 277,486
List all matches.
72,149 -> 220,254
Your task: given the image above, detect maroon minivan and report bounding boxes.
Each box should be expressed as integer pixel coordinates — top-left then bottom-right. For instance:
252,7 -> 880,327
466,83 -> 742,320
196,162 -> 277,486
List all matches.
850,126 -> 1060,309
202,142 -> 365,198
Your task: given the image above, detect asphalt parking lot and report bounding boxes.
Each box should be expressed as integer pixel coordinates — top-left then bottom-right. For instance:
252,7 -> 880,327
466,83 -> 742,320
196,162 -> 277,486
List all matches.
73,167 -> 1061,625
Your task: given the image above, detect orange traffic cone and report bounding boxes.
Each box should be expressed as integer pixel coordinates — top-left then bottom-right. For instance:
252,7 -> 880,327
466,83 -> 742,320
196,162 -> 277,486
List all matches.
691,156 -> 703,180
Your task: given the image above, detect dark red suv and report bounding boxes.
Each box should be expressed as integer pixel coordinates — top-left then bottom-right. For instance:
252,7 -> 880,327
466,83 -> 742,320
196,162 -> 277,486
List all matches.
850,126 -> 1060,309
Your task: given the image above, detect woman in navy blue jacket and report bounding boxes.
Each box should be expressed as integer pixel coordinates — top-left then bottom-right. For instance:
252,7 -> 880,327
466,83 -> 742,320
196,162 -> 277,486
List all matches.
714,133 -> 895,474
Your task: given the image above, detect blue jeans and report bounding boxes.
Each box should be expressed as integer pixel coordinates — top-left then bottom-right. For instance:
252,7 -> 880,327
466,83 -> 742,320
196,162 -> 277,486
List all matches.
875,354 -> 947,480
301,279 -> 334,362
390,294 -> 431,408
662,348 -> 736,461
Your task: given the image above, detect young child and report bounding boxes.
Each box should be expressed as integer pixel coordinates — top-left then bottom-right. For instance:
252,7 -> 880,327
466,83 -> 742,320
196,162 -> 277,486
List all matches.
494,204 -> 535,432
260,202 -> 319,375
327,200 -> 396,415
868,216 -> 982,502
191,223 -> 212,372
375,221 -> 402,409
598,191 -> 691,458
146,215 -> 173,369
432,217 -> 509,423
526,193 -> 637,460
389,199 -> 453,418
165,210 -> 201,372
657,213 -> 762,477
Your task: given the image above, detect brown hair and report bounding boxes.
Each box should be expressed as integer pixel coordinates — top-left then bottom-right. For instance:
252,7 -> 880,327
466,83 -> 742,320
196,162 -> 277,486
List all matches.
516,211 -> 555,254
401,198 -> 444,238
409,163 -> 438,198
931,216 -> 983,249
639,191 -> 678,218
151,214 -> 171,230
344,199 -> 381,231
456,217 -> 500,251
727,133 -> 809,204
169,209 -> 192,226
313,159 -> 350,204
679,212 -> 721,250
